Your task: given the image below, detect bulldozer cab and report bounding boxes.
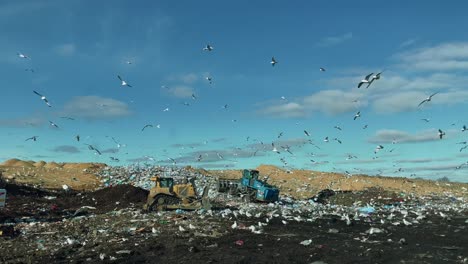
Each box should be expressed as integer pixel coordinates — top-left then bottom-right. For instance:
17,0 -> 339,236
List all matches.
151,176 -> 174,193
242,169 -> 259,186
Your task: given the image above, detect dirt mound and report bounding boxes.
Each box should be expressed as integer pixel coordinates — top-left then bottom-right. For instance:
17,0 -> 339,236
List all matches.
43,162 -> 62,169
1,159 -> 34,167
85,185 -> 149,210
62,163 -> 107,170
33,161 -> 46,167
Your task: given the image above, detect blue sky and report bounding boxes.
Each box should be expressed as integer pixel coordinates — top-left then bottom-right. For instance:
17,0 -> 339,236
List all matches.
1,0 -> 468,182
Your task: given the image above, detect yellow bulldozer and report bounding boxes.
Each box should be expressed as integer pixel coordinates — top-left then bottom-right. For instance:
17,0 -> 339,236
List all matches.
144,176 -> 211,211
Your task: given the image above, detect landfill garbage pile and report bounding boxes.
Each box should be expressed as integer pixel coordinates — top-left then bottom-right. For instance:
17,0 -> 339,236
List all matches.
1,167 -> 468,263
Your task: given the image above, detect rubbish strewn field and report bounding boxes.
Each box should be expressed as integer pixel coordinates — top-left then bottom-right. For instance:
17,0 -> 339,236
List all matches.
0,159 -> 467,263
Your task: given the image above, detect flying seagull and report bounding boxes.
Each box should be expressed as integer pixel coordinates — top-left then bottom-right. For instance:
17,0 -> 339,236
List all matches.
460,145 -> 468,152
141,124 -> 153,131
86,144 -> 102,155
206,76 -> 213,84
363,124 -> 368,129
76,135 -> 80,142
421,118 -> 430,122
117,75 -> 132,87
191,93 -> 197,100
304,130 -> 310,137
333,138 -> 342,144
438,129 -> 445,139
271,57 -> 277,67
49,121 -> 59,129
60,116 -> 75,120
367,71 -> 384,88
374,145 -> 384,154
418,92 -> 438,107
462,125 -> 467,132
324,136 -> 329,143
334,125 -> 342,131
358,73 -> 374,88
278,132 -> 283,138
319,67 -> 326,72
203,44 -> 213,51
354,111 -> 361,120
33,91 -> 52,107
17,52 -> 29,59
25,136 -> 38,141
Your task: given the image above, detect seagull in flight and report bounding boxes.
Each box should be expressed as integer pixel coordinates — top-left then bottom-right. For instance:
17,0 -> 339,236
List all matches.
324,136 -> 329,143
418,92 -> 438,107
358,73 -> 374,88
271,57 -> 277,67
354,111 -> 361,120
203,44 -> 214,51
367,71 -> 384,88
191,93 -> 197,100
278,132 -> 283,138
421,118 -> 430,122
362,124 -> 368,129
319,67 -> 326,72
33,91 -> 52,107
333,138 -> 342,144
85,144 -> 102,155
374,145 -> 384,154
304,130 -> 310,137
76,135 -> 80,142
141,124 -> 153,131
206,76 -> 213,84
334,125 -> 342,131
117,75 -> 132,87
49,121 -> 59,129
461,125 -> 467,132
438,129 -> 445,139
163,107 -> 170,112
460,145 -> 468,152
17,52 -> 29,59
60,116 -> 75,120
280,96 -> 286,100
25,136 -> 38,141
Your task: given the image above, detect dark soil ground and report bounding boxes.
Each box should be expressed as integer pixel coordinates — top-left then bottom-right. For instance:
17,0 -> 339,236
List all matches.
0,181 -> 467,264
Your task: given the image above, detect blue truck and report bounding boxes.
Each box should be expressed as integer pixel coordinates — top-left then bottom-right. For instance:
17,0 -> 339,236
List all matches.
217,169 -> 280,202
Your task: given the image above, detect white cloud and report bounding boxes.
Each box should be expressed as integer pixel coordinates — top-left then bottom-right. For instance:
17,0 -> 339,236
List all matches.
55,43 -> 76,56
303,89 -> 367,115
0,116 -> 45,127
396,42 -> 468,71
399,38 -> 417,48
167,73 -> 199,84
165,85 -> 194,98
62,96 -> 132,119
317,32 -> 353,46
258,102 -> 307,118
368,129 -> 449,144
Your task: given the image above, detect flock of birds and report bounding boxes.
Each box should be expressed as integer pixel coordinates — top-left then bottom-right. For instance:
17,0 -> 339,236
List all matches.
12,46 -> 468,178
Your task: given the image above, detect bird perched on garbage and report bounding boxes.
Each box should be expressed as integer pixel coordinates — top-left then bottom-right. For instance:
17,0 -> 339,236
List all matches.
33,91 -> 52,107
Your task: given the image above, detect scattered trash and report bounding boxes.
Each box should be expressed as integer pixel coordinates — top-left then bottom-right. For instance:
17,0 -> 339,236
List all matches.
234,240 -> 244,246
300,239 -> 313,246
